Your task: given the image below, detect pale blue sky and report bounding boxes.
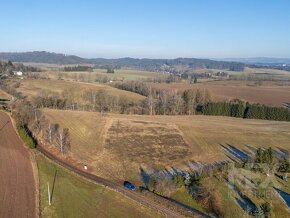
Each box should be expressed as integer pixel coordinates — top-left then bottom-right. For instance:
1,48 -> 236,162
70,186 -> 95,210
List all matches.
0,0 -> 290,58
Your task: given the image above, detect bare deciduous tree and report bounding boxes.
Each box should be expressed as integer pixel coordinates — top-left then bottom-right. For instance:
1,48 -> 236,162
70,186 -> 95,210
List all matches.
56,127 -> 70,154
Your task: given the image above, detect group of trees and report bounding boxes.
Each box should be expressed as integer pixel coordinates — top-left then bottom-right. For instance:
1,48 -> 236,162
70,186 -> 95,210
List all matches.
114,81 -> 151,96
0,81 -> 23,99
255,147 -> 274,166
39,118 -> 70,154
0,82 -> 70,153
145,169 -> 224,217
181,72 -> 226,81
202,100 -> 290,121
248,64 -> 290,72
106,68 -> 115,74
278,157 -> 290,173
145,88 -> 211,115
115,81 -> 290,120
114,81 -> 211,115
0,60 -> 38,76
32,89 -> 141,114
244,104 -> 290,121
14,101 -> 70,153
63,65 -> 93,72
249,146 -> 290,175
2,78 -> 289,121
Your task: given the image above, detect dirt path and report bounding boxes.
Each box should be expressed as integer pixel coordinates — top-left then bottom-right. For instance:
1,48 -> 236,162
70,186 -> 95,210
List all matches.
0,111 -> 36,218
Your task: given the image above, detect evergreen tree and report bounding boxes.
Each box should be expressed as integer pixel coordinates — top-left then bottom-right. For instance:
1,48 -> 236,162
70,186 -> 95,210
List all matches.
148,176 -> 156,192
278,158 -> 290,173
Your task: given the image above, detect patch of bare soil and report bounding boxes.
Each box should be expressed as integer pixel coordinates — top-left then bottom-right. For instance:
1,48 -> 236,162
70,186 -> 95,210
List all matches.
105,119 -> 192,168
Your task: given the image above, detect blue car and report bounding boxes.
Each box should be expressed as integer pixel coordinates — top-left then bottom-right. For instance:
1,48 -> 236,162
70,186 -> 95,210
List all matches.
123,181 -> 135,191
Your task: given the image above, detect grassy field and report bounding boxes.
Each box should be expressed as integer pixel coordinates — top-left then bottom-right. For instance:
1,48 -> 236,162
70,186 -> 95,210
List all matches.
149,80 -> 290,107
15,79 -> 145,102
36,153 -> 163,218
42,109 -> 290,183
193,67 -> 290,80
37,68 -> 161,82
170,186 -> 206,214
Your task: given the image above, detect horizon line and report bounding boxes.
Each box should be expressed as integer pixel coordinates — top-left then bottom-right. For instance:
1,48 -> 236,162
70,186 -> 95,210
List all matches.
0,50 -> 290,60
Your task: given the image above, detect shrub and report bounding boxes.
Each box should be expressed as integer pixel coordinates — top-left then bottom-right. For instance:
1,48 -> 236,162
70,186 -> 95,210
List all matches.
260,202 -> 271,218
194,185 -> 224,217
173,175 -> 185,188
278,158 -> 290,173
148,176 -> 156,192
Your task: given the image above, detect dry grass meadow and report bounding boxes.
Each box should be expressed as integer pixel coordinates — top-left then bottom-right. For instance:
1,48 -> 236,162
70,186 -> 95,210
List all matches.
37,68 -> 161,82
0,89 -> 11,99
15,79 -> 145,102
42,109 -> 290,183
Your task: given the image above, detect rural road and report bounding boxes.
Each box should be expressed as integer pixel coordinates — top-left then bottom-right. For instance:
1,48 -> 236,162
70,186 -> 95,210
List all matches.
0,111 -> 36,218
37,144 -> 207,218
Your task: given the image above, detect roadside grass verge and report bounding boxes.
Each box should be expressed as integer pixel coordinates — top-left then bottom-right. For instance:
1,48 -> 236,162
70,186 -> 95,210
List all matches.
170,186 -> 206,214
36,154 -> 162,218
16,125 -> 36,149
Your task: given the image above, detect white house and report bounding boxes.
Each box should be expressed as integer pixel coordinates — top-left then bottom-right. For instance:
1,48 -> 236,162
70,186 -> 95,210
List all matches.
15,71 -> 23,76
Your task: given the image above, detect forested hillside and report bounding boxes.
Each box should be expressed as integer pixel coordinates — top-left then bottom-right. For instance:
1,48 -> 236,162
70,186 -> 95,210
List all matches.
0,51 -> 245,71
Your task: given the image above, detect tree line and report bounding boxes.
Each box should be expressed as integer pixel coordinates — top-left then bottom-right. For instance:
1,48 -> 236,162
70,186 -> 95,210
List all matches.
0,82 -> 70,153
32,89 -> 142,114
115,81 -> 211,115
12,99 -> 70,153
202,100 -> 290,121
2,80 -> 289,121
0,60 -> 39,76
115,81 -> 290,120
64,65 -> 93,72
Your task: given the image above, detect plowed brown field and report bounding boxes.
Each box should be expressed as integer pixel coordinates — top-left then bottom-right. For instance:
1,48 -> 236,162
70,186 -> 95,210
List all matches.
0,111 -> 36,218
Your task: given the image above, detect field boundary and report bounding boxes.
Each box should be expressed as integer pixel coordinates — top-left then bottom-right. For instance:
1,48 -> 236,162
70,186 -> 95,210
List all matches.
36,144 -> 201,218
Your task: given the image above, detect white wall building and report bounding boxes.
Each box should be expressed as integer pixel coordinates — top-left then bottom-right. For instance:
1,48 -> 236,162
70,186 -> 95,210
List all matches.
15,71 -> 23,76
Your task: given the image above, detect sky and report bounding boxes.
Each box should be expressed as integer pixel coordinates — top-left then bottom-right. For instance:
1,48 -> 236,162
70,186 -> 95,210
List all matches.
0,0 -> 290,58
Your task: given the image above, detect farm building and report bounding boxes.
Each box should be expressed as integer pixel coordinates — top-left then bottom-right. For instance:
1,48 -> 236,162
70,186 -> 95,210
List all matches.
13,71 -> 23,76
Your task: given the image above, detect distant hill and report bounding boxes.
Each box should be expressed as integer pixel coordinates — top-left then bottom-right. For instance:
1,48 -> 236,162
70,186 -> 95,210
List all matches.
215,57 -> 290,65
0,51 -> 245,71
0,51 -> 86,65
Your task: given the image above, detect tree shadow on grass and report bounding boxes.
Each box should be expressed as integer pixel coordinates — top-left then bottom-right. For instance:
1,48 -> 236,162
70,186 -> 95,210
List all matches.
220,144 -> 250,163
139,167 -> 150,187
226,181 -> 257,213
282,102 -> 290,109
275,147 -> 289,159
274,187 -> 290,208
51,170 -> 57,203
